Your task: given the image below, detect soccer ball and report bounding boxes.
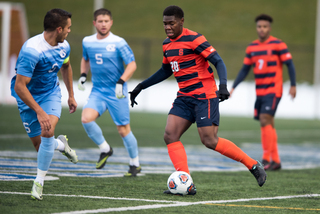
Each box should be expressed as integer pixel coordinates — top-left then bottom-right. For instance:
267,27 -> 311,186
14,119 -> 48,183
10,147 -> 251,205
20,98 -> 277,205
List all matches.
167,171 -> 194,195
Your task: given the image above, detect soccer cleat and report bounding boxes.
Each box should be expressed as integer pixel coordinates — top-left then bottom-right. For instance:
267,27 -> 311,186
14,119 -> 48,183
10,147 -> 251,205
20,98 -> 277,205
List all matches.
124,165 -> 141,177
96,148 -> 113,169
31,181 -> 43,200
261,159 -> 270,167
250,161 -> 267,187
163,183 -> 197,195
264,161 -> 281,171
58,135 -> 78,164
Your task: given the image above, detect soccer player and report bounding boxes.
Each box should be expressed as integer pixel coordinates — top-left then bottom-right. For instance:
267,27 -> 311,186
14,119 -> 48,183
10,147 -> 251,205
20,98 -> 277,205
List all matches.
78,8 -> 140,176
230,14 -> 296,171
130,5 -> 267,195
10,9 -> 78,200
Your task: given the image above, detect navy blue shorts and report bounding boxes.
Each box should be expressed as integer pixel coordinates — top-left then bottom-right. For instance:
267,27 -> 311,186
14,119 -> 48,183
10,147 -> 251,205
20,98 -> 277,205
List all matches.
254,94 -> 281,120
169,96 -> 220,127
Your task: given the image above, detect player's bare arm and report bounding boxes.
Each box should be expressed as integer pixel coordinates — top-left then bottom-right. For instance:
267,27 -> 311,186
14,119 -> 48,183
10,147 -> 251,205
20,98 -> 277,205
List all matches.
14,74 -> 51,132
61,60 -> 77,113
120,61 -> 136,82
289,86 -> 296,99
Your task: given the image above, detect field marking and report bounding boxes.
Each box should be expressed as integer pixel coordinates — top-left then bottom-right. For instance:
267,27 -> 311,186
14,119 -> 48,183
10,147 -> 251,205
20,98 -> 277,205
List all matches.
0,191 -> 177,203
1,191 -> 319,213
208,203 -> 320,211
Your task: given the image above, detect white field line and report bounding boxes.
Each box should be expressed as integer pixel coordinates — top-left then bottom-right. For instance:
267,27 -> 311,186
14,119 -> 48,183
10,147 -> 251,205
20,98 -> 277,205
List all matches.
0,191 -> 319,213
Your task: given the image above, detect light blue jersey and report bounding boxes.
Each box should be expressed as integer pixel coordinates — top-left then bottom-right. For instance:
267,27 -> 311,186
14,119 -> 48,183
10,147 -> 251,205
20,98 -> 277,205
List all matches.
82,32 -> 135,95
11,32 -> 70,112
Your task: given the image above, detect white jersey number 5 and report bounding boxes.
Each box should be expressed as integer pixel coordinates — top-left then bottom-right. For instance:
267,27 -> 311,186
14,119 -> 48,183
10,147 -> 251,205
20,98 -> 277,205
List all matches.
95,53 -> 103,64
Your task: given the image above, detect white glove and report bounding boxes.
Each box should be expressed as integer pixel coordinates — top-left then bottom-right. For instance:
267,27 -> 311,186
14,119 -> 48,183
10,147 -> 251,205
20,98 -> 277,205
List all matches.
78,74 -> 87,91
115,79 -> 125,99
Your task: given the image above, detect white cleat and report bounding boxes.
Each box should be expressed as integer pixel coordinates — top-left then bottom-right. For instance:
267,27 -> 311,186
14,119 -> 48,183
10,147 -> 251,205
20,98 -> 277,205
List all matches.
31,181 -> 43,200
58,135 -> 78,164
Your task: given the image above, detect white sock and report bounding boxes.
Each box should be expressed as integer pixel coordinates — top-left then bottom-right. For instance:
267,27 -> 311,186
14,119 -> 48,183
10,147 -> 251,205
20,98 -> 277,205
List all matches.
34,168 -> 47,186
99,141 -> 110,153
130,156 -> 140,167
55,138 -> 65,152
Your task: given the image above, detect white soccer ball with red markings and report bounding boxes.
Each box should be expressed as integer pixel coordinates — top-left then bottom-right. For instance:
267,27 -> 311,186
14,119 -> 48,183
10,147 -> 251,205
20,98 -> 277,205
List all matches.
167,171 -> 193,195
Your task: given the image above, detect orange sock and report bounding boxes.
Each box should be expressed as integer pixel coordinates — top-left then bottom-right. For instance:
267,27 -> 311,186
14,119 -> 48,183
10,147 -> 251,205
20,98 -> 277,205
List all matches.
271,128 -> 281,163
167,141 -> 190,174
215,138 -> 257,169
261,125 -> 273,162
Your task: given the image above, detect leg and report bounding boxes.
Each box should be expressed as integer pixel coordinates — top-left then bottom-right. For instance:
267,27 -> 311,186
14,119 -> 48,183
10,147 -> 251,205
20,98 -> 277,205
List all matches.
118,124 -> 141,177
30,136 -> 41,151
82,108 -> 111,154
259,113 -> 274,164
164,114 -> 192,174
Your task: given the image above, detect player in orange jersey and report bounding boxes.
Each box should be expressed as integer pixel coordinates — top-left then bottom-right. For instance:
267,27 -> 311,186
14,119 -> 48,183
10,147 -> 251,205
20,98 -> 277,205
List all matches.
130,5 -> 267,195
230,14 -> 296,171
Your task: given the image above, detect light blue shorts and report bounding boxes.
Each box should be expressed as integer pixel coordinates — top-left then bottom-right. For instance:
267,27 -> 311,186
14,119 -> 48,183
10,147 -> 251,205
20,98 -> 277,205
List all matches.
83,91 -> 130,126
19,95 -> 62,138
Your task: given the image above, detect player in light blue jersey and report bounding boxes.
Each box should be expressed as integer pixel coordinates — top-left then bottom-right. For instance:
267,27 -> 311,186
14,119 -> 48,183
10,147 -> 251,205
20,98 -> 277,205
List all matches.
78,8 -> 140,176
11,9 -> 78,200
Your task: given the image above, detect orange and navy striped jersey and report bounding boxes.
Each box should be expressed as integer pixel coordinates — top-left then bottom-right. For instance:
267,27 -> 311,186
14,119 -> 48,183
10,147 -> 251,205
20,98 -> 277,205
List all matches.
162,28 -> 218,99
243,35 -> 292,97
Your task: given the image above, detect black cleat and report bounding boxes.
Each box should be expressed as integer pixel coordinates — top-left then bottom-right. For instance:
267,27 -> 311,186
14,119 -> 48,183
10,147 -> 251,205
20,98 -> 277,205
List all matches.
163,183 -> 197,195
261,159 -> 270,167
124,165 -> 141,177
264,161 -> 281,171
96,148 -> 113,169
250,161 -> 267,187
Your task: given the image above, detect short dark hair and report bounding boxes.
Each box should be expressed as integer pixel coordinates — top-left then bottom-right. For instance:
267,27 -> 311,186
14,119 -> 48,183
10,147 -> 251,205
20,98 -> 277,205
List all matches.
44,8 -> 72,31
163,5 -> 184,19
255,14 -> 273,23
94,8 -> 112,21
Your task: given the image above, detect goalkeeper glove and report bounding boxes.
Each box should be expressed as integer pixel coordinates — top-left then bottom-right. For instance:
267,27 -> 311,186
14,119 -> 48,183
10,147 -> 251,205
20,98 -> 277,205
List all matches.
129,83 -> 143,107
115,78 -> 125,99
78,73 -> 87,91
218,84 -> 230,102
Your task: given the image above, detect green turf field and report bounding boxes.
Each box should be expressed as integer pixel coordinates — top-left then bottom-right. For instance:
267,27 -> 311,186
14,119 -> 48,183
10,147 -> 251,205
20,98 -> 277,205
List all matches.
1,105 -> 320,213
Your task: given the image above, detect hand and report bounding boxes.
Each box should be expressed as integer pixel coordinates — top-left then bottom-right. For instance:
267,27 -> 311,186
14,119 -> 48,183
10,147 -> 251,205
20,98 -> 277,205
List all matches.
218,84 -> 230,102
289,86 -> 296,100
37,109 -> 51,132
78,73 -> 87,91
129,83 -> 143,107
115,78 -> 125,99
229,88 -> 234,98
68,96 -> 77,114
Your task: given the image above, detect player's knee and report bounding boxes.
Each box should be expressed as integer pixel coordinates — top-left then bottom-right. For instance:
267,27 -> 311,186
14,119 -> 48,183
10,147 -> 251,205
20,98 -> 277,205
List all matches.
117,125 -> 130,138
201,136 -> 218,150
164,131 -> 177,145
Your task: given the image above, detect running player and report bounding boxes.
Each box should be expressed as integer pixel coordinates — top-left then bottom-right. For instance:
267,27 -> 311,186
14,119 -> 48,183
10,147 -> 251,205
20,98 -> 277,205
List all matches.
11,8 -> 78,200
230,14 -> 296,171
130,5 -> 267,195
78,8 -> 140,176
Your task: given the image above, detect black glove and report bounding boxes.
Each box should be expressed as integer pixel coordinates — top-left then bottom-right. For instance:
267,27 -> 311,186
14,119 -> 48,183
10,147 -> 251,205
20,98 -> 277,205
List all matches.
218,84 -> 230,102
129,83 -> 143,107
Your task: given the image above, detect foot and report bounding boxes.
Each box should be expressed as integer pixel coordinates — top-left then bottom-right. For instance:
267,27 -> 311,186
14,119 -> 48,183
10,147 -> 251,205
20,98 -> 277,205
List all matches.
261,159 -> 270,167
124,165 -> 141,177
250,161 -> 267,187
58,135 -> 78,164
96,148 -> 113,169
163,183 -> 197,195
31,181 -> 43,200
264,161 -> 281,171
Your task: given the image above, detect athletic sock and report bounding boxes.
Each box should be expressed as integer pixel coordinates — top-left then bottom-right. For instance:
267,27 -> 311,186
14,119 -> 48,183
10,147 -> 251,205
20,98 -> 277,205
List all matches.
82,121 -> 108,146
98,141 -> 110,153
34,168 -> 47,186
261,125 -> 273,162
55,138 -> 65,152
38,136 -> 55,171
215,137 -> 257,169
122,131 -> 139,159
130,156 -> 140,167
271,127 -> 281,163
167,141 -> 190,174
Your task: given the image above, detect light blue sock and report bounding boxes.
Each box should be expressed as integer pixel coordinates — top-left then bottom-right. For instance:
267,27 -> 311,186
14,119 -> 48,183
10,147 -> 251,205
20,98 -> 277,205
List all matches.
82,121 -> 105,146
37,136 -> 55,171
122,131 -> 138,159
